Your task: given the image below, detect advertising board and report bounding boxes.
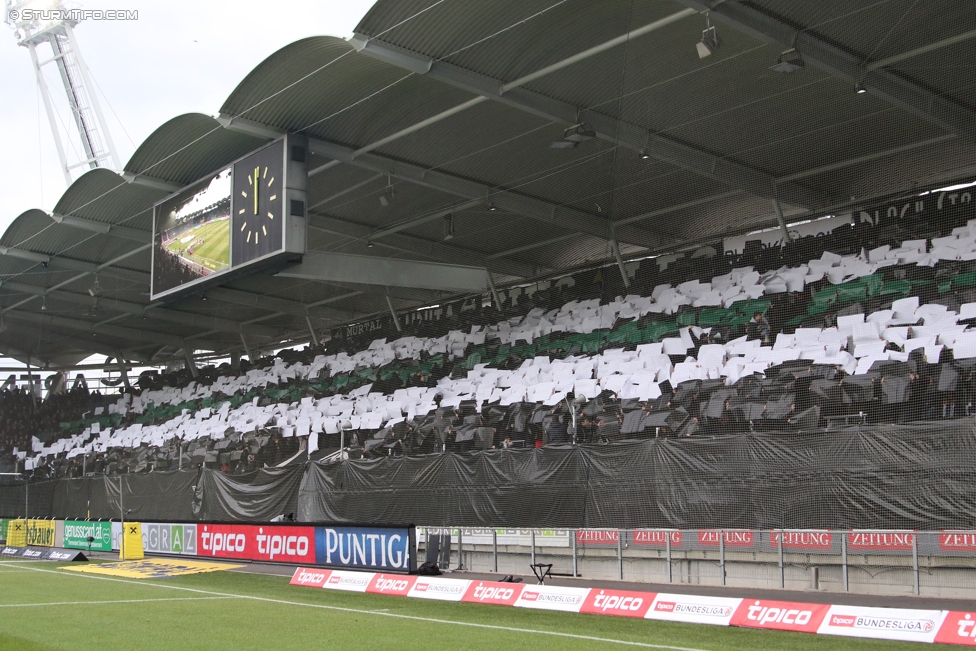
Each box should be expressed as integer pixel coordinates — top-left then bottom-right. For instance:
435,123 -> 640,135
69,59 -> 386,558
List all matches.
63,520 -> 112,551
195,524 -> 414,572
142,523 -> 197,556
818,605 -> 945,643
646,593 -> 741,625
25,519 -> 55,547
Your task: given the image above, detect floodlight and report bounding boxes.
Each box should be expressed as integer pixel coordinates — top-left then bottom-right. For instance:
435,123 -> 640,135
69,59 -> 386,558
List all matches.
563,123 -> 595,143
551,123 -> 595,148
488,203 -> 497,211
697,26 -> 720,59
856,84 -> 868,94
379,182 -> 395,206
770,49 -> 804,73
443,214 -> 454,241
639,150 -> 651,160
40,296 -> 47,311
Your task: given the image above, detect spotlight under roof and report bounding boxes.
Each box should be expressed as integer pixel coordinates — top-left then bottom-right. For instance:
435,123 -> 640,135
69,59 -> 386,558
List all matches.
770,48 -> 805,73
696,25 -> 720,59
551,123 -> 596,148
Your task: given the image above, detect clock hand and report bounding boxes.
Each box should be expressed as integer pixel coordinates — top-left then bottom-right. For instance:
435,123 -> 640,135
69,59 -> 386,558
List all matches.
253,166 -> 259,215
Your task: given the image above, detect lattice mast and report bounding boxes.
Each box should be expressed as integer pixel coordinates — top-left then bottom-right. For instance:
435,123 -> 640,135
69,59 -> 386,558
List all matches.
5,1 -> 121,185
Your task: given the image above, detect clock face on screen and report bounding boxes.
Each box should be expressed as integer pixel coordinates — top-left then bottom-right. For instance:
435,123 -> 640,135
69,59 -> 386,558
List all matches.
231,139 -> 285,266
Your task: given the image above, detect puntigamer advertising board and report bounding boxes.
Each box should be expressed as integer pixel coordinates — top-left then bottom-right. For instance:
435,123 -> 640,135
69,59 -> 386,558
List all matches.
196,523 -> 414,572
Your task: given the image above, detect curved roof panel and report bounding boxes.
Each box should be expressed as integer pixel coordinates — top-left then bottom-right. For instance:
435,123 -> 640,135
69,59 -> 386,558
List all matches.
51,168 -> 162,232
124,113 -> 267,186
0,209 -> 54,250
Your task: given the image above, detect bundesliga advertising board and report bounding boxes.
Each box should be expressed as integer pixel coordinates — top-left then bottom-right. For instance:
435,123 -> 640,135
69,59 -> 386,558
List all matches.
197,523 -> 414,572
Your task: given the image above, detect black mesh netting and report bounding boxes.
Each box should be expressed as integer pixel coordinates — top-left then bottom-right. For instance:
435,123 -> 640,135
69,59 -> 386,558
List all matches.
3,420 -> 974,530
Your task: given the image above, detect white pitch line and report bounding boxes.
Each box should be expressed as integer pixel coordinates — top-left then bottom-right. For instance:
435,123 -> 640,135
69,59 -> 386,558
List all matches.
9,565 -> 714,651
0,596 -> 237,608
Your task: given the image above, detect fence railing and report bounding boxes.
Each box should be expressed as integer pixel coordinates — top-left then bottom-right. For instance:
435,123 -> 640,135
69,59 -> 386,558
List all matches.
419,528 -> 976,598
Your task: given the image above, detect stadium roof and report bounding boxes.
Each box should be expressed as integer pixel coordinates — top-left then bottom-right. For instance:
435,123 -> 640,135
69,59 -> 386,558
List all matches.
1,0 -> 974,368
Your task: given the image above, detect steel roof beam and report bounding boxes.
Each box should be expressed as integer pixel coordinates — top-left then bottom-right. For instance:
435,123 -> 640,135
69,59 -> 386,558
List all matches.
0,281 -> 283,340
305,137 -> 618,242
4,309 -> 186,348
672,0 -> 976,142
0,242 -> 360,323
308,212 -> 538,278
0,244 -> 147,280
0,340 -> 47,368
349,33 -> 832,208
220,117 -> 618,242
0,244 -> 151,314
864,28 -> 976,72
0,328 -> 150,366
49,213 -> 151,243
205,287 -> 357,323
121,172 -> 182,193
277,251 -> 489,293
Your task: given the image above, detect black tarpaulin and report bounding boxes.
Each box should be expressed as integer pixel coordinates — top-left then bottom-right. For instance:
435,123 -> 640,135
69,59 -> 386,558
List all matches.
50,471 -> 197,520
3,421 -> 976,530
193,464 -> 303,521
298,421 -> 976,530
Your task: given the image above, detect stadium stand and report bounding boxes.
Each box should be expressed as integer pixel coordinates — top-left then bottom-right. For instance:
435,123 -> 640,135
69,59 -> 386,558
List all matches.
6,197 -> 976,480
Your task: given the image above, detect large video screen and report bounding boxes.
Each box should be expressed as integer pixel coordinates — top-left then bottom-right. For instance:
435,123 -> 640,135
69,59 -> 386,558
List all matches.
150,134 -> 307,302
152,168 -> 232,298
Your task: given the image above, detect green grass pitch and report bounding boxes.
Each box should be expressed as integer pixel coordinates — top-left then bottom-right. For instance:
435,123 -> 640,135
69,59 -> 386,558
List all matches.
0,559 -> 930,651
165,219 -> 230,271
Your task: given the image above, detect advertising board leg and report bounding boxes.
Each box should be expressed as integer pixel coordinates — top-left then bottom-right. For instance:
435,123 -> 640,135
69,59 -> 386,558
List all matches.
457,529 -> 463,571
778,531 -> 784,589
912,534 -> 920,595
492,530 -> 497,573
666,532 -> 672,583
841,531 -> 849,591
572,533 -> 578,578
617,533 -> 623,580
719,532 -> 726,586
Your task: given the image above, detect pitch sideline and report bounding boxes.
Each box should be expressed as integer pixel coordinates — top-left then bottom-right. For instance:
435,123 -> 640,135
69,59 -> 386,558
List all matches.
3,563 -> 716,651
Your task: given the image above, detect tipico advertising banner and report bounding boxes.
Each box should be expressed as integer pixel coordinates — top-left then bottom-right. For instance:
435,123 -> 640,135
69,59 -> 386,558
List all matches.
63,521 -> 112,551
196,524 -> 414,572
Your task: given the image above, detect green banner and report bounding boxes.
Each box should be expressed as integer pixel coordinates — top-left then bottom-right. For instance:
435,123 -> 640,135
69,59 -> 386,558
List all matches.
62,520 -> 112,551
0,519 -> 6,543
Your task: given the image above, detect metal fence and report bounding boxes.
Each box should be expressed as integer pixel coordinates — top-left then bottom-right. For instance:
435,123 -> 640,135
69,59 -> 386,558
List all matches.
420,528 -> 976,599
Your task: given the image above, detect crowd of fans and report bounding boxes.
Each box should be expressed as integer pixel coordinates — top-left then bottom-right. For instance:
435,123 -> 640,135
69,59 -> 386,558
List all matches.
0,386 -> 106,476
3,199 -> 976,479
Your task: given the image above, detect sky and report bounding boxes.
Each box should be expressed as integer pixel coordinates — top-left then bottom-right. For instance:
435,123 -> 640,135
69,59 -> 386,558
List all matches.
0,0 -> 376,374
0,0 -> 378,231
